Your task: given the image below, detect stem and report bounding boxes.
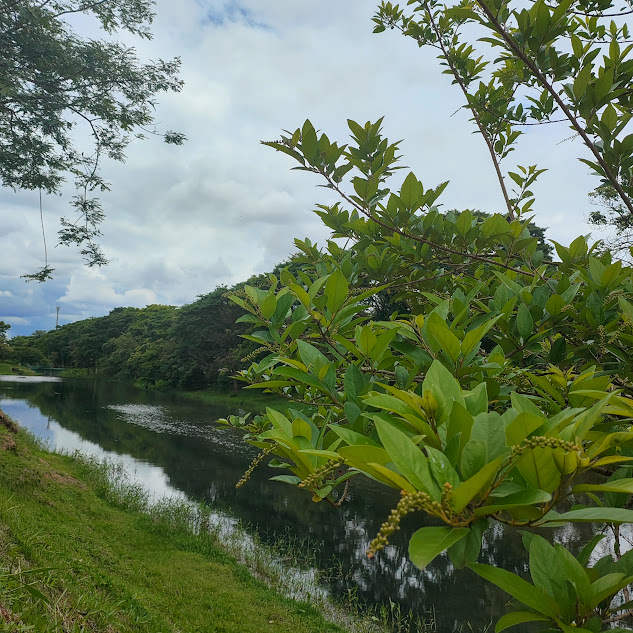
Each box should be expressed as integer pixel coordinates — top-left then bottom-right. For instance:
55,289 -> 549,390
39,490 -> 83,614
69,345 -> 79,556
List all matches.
324,172 -> 542,279
423,2 -> 516,219
39,188 -> 48,268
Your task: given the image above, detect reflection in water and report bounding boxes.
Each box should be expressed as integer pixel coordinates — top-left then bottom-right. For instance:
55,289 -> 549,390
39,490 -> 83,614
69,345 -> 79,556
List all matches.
0,376 -> 606,631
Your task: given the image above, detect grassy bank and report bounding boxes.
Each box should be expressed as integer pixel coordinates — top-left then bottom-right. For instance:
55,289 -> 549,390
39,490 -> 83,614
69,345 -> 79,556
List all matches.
180,387 -> 313,413
0,362 -> 35,376
0,419 -> 349,633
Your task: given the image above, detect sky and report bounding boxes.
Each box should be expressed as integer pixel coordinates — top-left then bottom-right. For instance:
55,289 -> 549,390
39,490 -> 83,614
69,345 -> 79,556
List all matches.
0,0 -> 604,337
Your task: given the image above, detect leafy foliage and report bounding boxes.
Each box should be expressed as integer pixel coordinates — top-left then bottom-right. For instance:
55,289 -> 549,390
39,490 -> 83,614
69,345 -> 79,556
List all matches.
0,0 -> 185,274
223,116 -> 633,631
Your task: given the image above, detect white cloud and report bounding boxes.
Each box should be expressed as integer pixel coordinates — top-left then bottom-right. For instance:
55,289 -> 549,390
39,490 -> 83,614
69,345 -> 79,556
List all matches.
0,0 -> 604,335
58,269 -> 158,309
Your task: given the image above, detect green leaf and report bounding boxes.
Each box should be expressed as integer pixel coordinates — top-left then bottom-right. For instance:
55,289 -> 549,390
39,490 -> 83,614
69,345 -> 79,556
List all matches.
577,534 -> 606,567
408,527 -> 469,569
400,171 -> 422,209
589,573 -> 629,610
554,543 -> 592,605
270,474 -> 303,485
330,426 -> 381,447
545,294 -> 565,317
260,294 -> 277,320
296,340 -> 327,374
515,447 -> 562,494
344,401 -> 361,425
292,418 -> 312,440
527,535 -> 566,597
470,412 -> 507,461
494,611 -> 549,633
427,319 -> 461,362
422,360 -> 465,425
375,419 -> 440,499
516,303 -> 533,339
325,270 -> 349,314
451,455 -> 506,513
474,489 -> 551,517
447,519 -> 488,569
468,563 -> 559,617
574,64 -> 593,99
541,507 -> 633,524
462,316 -> 502,359
368,462 -> 417,492
460,440 -> 487,481
301,120 -> 318,161
572,478 -> 633,495
447,402 -> 474,447
344,364 -> 365,401
426,445 -> 461,489
266,408 -> 293,436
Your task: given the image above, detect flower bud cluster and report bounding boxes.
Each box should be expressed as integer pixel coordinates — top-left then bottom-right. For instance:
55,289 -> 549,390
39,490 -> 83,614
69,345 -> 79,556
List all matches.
511,436 -> 579,458
241,345 -> 273,362
236,446 -> 273,489
368,490 -> 432,558
299,458 -> 344,490
441,481 -> 453,506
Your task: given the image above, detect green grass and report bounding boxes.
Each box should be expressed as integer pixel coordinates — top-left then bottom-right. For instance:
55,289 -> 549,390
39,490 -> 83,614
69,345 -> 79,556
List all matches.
0,423 -> 350,633
57,368 -> 91,378
0,362 -> 35,376
180,388 -> 314,413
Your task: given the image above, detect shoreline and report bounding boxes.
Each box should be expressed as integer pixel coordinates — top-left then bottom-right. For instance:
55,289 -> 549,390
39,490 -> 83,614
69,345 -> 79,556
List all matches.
0,413 -> 357,633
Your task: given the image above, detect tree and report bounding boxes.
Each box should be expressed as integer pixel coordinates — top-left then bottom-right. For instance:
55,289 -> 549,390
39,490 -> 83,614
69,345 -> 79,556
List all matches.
0,0 -> 185,280
220,0 -> 633,628
373,0 -> 633,247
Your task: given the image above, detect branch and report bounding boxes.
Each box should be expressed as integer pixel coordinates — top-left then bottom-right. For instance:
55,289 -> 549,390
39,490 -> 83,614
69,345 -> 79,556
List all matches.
423,3 -> 517,219
474,0 -> 633,218
323,171 -> 547,280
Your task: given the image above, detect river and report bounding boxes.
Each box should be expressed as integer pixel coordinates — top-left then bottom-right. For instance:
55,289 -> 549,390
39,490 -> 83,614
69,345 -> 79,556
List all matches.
0,375 -> 599,632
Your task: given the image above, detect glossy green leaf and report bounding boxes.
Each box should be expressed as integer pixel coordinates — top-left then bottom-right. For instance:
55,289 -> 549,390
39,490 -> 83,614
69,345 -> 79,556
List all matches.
474,489 -> 551,517
469,563 -> 559,617
515,447 -> 562,493
422,360 -> 465,425
447,519 -> 488,569
375,418 -> 440,498
409,527 -> 469,569
541,507 -> 633,524
516,303 -> 533,339
572,478 -> 633,495
325,270 -> 349,314
451,455 -> 506,513
494,611 -> 549,633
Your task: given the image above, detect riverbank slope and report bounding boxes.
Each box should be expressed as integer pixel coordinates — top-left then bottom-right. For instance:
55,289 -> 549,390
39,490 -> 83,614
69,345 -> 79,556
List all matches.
0,414 -> 345,633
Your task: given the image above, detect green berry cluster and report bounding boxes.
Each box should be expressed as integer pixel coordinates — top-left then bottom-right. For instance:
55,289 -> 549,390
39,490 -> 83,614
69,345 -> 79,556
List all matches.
368,490 -> 433,558
511,435 -> 579,458
241,346 -> 273,362
236,446 -> 273,489
299,458 -> 344,490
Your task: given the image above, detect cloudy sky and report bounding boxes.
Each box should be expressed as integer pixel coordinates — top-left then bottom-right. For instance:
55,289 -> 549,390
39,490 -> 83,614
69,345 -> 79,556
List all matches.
0,0 -> 602,337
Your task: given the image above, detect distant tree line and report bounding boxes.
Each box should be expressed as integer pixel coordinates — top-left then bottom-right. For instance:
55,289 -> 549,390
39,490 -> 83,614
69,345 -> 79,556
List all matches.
2,282 -> 265,391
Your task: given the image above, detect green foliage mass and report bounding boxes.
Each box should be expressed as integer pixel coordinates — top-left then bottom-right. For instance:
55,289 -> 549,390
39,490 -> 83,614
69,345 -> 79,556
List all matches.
10,270 -> 289,390
225,114 -> 633,632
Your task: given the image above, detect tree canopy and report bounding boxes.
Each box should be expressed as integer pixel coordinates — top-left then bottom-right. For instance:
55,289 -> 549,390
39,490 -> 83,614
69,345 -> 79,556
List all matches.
0,0 -> 185,279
